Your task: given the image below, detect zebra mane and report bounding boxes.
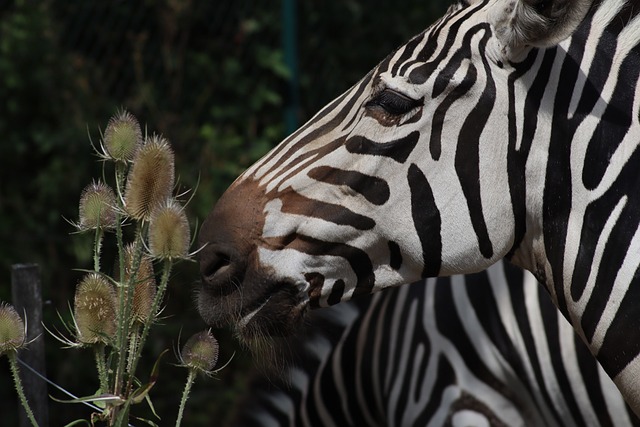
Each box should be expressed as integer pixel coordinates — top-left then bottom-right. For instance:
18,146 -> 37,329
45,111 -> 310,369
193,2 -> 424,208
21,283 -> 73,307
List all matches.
489,0 -> 593,59
449,0 -> 473,13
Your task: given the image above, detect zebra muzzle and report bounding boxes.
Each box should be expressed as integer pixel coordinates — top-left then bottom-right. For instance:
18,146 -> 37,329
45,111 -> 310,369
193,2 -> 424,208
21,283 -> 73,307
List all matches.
197,177 -> 309,338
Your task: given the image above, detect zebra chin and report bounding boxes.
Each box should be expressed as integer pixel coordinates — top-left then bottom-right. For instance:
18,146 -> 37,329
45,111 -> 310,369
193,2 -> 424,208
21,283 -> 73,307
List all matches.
196,274 -> 309,343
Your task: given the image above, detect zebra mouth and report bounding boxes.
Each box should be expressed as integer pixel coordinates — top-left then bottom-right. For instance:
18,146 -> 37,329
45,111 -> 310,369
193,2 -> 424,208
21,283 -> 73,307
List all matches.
196,273 -> 309,344
234,281 -> 309,341
195,177 -> 312,342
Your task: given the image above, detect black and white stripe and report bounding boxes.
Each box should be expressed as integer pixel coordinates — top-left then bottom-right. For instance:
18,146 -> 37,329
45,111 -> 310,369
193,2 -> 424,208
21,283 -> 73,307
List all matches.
231,262 -> 638,426
198,0 -> 640,417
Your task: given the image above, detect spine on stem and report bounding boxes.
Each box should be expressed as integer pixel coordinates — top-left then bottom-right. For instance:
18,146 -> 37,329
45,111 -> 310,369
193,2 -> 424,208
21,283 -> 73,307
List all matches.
9,353 -> 39,427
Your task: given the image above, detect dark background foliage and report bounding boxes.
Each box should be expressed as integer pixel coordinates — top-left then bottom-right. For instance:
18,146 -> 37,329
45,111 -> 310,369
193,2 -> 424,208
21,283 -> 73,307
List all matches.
0,1 -> 449,425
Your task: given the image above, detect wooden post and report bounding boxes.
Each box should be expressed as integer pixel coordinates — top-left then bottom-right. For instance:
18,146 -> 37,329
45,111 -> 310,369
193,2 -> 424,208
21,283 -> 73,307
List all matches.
11,263 -> 49,427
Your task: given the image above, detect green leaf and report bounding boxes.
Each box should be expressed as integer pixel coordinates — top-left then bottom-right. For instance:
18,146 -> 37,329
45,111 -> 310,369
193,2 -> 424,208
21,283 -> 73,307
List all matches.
145,393 -> 160,420
130,349 -> 168,404
132,414 -> 160,427
62,420 -> 92,427
50,392 -> 125,407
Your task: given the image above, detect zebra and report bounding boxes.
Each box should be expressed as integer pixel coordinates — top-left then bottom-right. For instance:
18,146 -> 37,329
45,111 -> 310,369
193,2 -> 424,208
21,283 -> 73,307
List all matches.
197,0 -> 640,418
231,262 -> 638,426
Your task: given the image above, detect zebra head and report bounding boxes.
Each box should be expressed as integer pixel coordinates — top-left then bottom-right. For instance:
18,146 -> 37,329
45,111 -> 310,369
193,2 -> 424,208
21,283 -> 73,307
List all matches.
197,0 -> 593,341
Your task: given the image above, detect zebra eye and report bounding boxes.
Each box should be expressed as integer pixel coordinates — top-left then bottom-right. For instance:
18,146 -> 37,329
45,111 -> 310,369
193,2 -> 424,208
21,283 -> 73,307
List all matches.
533,0 -> 551,14
367,89 -> 422,116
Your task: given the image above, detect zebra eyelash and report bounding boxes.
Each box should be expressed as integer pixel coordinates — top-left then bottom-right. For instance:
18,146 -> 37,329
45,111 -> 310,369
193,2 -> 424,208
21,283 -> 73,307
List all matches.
365,88 -> 423,116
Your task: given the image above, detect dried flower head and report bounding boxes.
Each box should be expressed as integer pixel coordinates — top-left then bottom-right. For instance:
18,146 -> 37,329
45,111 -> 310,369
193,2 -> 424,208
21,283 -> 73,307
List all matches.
180,330 -> 219,374
103,110 -> 143,162
0,303 -> 26,356
148,200 -> 190,260
74,274 -> 118,345
121,244 -> 157,323
124,135 -> 175,220
78,181 -> 118,230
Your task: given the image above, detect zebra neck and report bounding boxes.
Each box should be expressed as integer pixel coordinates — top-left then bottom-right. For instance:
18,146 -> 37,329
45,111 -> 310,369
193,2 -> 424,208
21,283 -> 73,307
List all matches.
508,0 -> 640,414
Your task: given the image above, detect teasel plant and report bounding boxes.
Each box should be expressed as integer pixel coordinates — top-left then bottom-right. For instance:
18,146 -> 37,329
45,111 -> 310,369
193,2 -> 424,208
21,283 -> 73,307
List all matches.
0,302 -> 39,427
47,110 -> 216,426
174,329 -> 232,427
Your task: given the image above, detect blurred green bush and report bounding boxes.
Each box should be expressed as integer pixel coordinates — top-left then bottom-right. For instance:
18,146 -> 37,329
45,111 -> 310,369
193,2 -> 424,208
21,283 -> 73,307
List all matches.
0,0 -> 448,425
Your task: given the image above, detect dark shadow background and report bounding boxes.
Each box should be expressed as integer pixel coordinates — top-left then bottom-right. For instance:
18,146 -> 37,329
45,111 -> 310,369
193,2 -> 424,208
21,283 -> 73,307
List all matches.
0,1 -> 449,425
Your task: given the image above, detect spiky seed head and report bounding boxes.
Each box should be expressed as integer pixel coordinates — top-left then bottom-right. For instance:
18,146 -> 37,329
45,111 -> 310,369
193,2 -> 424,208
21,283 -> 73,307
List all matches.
121,244 -> 157,323
0,303 -> 26,355
148,200 -> 190,260
103,110 -> 143,162
78,181 -> 118,230
181,330 -> 219,373
74,273 -> 118,345
124,135 -> 175,220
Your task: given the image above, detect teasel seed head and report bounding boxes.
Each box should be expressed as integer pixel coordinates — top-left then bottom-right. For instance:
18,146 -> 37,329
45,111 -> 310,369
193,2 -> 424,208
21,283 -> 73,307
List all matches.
0,303 -> 26,356
121,244 -> 157,324
180,330 -> 219,374
74,273 -> 118,345
78,181 -> 118,230
124,135 -> 175,221
148,200 -> 190,260
103,110 -> 143,162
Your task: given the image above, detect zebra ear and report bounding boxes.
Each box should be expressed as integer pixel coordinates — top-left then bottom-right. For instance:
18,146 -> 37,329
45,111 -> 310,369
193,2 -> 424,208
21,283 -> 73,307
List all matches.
489,0 -> 592,59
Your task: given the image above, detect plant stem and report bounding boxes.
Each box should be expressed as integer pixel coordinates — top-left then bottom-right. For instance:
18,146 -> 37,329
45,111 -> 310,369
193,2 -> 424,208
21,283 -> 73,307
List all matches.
112,162 -> 133,426
112,401 -> 131,427
114,226 -> 145,402
126,323 -> 140,374
8,352 -> 39,427
126,259 -> 172,393
94,344 -> 109,393
93,227 -> 104,272
122,228 -> 146,392
175,369 -> 196,427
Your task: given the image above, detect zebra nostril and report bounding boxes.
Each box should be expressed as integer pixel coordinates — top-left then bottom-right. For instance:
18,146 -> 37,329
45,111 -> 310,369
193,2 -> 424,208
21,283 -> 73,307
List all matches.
198,178 -> 264,297
200,250 -> 240,295
204,252 -> 231,279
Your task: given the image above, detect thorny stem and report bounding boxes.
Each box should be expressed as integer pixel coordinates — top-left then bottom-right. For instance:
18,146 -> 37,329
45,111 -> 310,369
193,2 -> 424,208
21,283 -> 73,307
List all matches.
112,162 -> 145,426
175,369 -> 196,427
94,344 -> 109,394
121,227 -> 146,396
8,352 -> 39,427
113,225 -> 145,421
113,162 -> 127,400
126,258 -> 172,394
93,227 -> 104,272
126,323 -> 140,374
